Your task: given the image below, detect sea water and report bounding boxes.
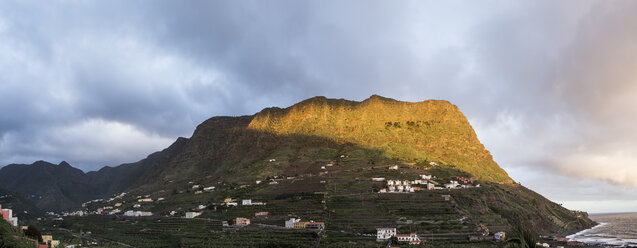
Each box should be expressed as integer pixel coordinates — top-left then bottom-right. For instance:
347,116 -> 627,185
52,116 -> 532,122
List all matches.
567,212 -> 637,247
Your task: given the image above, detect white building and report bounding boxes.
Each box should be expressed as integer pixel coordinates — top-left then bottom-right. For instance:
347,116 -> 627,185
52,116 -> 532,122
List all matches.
198,205 -> 206,210
494,232 -> 506,241
376,228 -> 396,240
124,211 -> 152,217
133,204 -> 141,208
185,212 -> 202,218
227,202 -> 238,206
388,165 -> 399,170
395,233 -> 421,245
285,218 -> 301,228
420,174 -> 432,180
255,180 -> 262,184
203,186 -> 215,191
444,180 -> 460,189
371,178 -> 386,182
426,182 -> 435,190
242,199 -> 252,206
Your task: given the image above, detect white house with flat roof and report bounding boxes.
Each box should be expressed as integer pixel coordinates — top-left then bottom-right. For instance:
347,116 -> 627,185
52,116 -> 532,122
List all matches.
376,228 -> 396,240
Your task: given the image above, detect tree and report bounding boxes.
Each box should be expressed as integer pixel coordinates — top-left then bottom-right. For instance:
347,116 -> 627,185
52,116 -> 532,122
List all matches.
23,225 -> 42,242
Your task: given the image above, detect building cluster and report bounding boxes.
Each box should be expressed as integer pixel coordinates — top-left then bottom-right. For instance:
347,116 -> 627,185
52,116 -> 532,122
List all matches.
0,204 -> 18,226
123,210 -> 153,217
41,234 -> 60,248
378,175 -> 437,193
285,218 -> 325,230
376,173 -> 480,192
222,198 -> 266,207
376,228 -> 421,245
234,217 -> 250,226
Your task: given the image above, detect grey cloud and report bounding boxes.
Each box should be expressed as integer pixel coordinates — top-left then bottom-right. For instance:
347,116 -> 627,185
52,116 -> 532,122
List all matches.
1,0 -> 637,211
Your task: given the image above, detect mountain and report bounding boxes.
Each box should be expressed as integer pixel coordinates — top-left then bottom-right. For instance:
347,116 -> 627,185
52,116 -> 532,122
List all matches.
0,137 -> 188,210
249,95 -> 512,183
0,188 -> 43,221
0,95 -> 594,240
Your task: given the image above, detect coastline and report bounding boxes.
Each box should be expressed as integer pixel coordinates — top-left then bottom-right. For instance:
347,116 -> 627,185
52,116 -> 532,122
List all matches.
561,212 -> 637,247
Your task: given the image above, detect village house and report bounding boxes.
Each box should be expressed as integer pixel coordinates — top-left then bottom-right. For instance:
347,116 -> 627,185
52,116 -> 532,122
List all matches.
395,233 -> 421,245
388,165 -> 399,170
376,227 -> 397,240
192,185 -> 200,189
138,198 -> 153,202
194,191 -> 203,194
494,232 -> 506,241
234,217 -> 250,226
255,180 -> 262,184
293,221 -> 308,229
42,235 -> 60,248
133,204 -> 141,208
454,176 -> 472,184
124,211 -> 152,217
242,199 -> 252,205
444,180 -> 460,189
0,204 -> 18,226
254,212 -> 268,217
305,221 -> 325,230
203,186 -> 215,191
185,212 -> 201,218
285,218 -> 301,228
198,205 -> 206,210
371,177 -> 386,182
420,174 -> 432,180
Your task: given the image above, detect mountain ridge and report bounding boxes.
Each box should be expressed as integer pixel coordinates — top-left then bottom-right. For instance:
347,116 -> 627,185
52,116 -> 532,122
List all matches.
0,95 -> 594,239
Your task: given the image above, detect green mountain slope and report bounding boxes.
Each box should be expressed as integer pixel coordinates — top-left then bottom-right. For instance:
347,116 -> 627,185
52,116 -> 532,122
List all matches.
249,95 -> 512,183
0,95 -> 594,244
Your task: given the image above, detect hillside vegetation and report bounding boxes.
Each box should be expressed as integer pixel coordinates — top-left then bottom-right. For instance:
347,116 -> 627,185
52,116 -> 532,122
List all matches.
0,95 -> 595,247
249,95 -> 512,183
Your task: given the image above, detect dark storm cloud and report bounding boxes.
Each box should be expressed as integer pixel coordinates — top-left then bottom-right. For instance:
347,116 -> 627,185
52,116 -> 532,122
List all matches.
1,0 -> 637,211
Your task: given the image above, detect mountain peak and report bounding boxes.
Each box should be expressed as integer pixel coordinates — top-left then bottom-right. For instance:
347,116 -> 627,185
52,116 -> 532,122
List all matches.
249,95 -> 512,183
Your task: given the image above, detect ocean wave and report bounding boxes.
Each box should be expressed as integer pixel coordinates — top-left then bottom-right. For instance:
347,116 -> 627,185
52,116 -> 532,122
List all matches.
566,222 -> 607,240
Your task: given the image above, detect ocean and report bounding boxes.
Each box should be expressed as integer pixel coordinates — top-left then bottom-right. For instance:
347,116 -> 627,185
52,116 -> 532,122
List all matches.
567,212 -> 637,247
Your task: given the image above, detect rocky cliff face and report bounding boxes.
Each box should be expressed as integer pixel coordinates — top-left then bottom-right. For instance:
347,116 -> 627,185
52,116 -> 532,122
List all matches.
249,95 -> 512,183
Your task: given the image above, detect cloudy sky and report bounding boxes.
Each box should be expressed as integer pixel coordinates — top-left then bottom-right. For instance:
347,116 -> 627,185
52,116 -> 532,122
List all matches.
1,0 -> 637,213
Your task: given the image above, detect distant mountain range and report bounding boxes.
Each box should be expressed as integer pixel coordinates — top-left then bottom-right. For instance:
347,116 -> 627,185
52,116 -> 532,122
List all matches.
0,95 -> 594,236
0,137 -> 188,210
